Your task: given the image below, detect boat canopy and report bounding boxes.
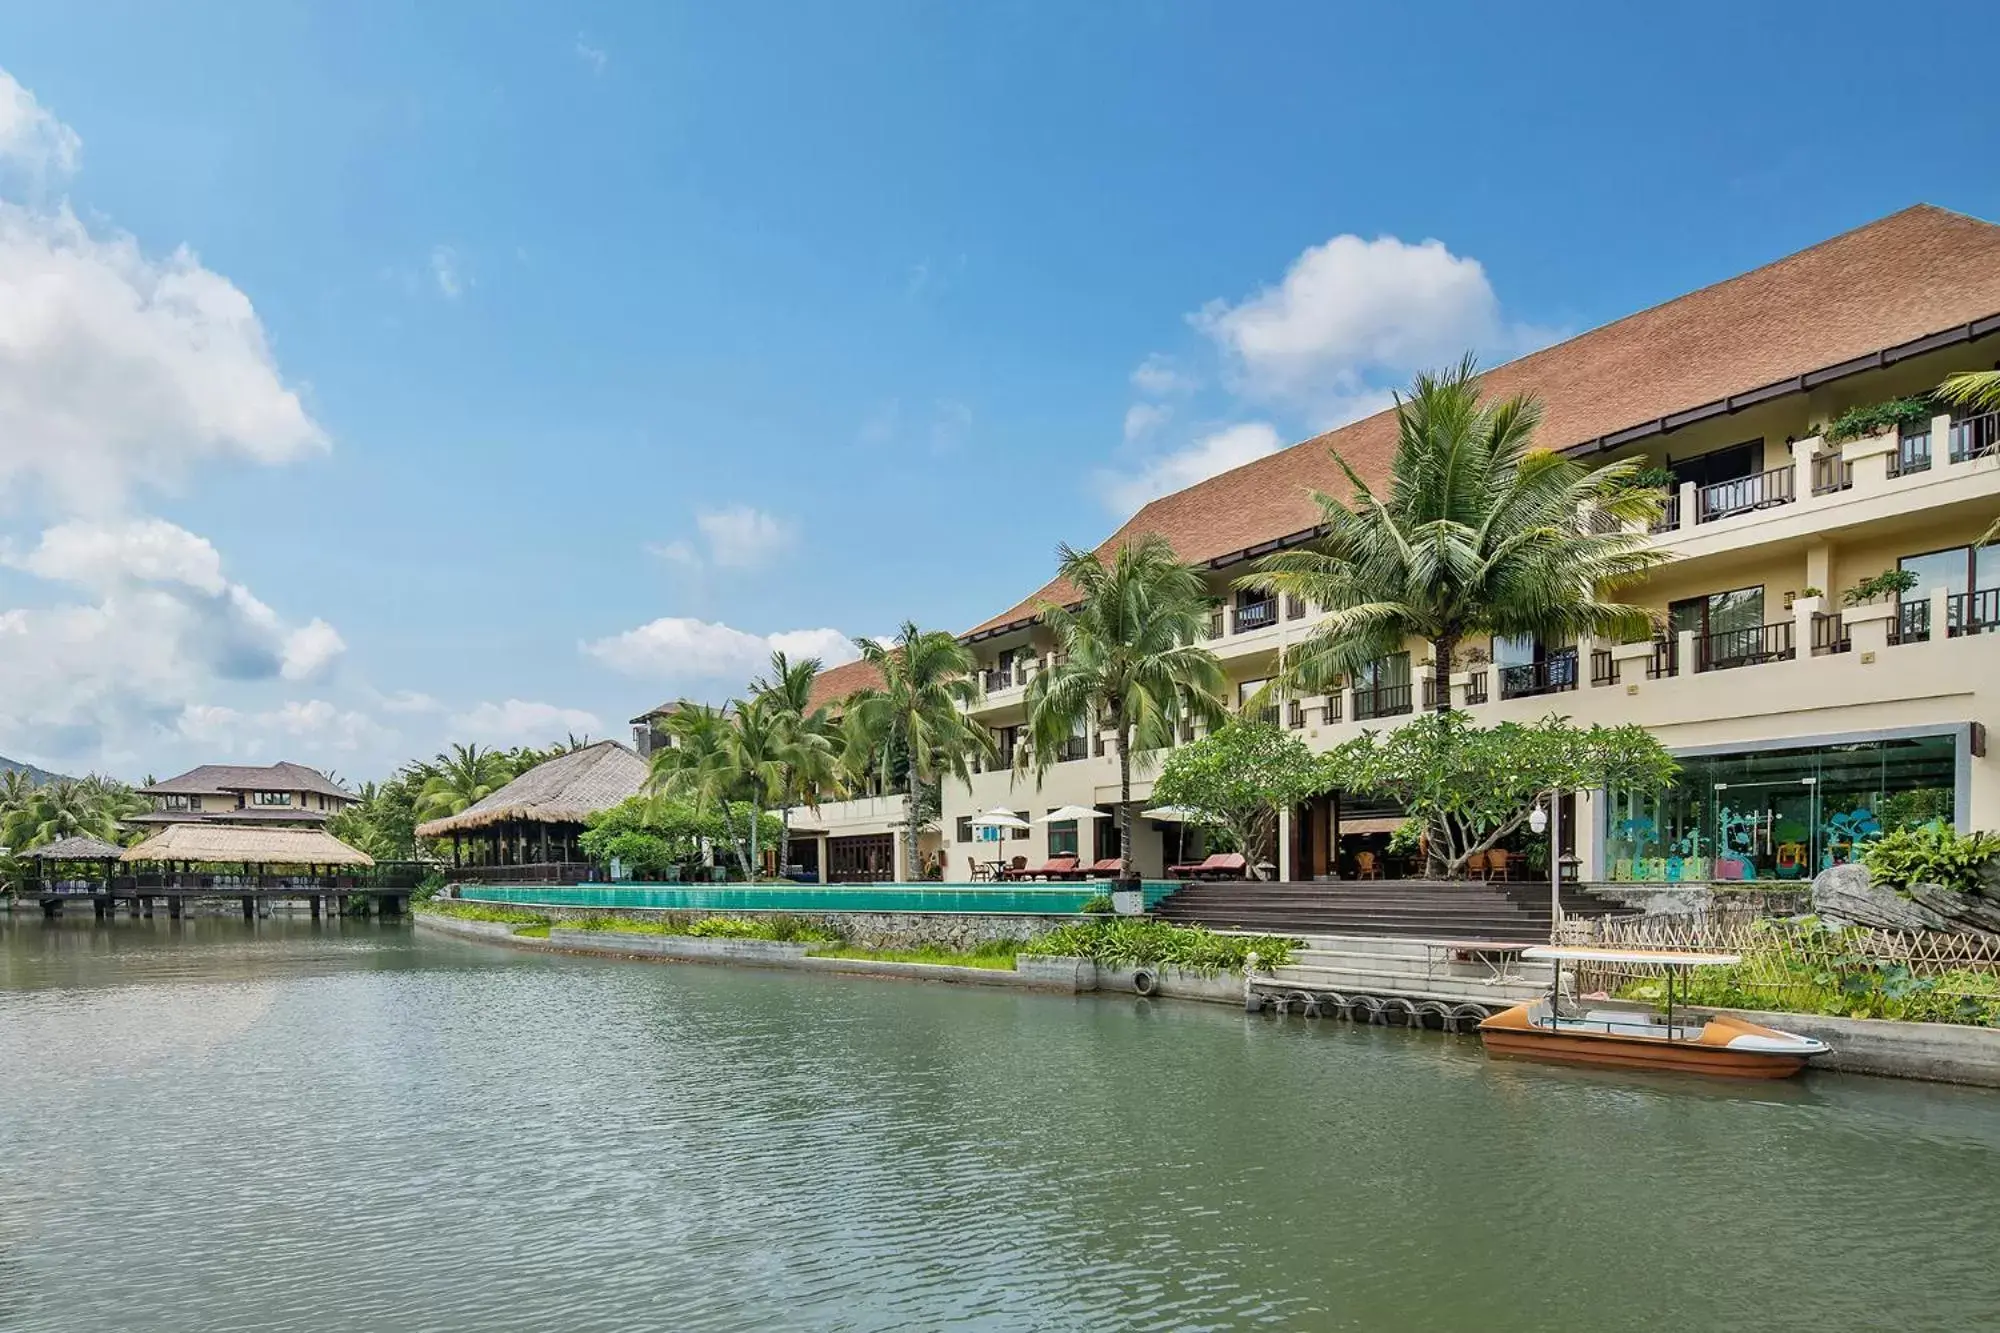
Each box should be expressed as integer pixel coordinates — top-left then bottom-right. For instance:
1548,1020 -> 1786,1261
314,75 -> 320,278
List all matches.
1521,945 -> 1742,967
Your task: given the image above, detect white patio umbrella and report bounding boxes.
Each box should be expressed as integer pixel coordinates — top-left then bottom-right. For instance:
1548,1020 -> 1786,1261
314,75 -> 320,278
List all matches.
1034,804 -> 1106,823
969,807 -> 1031,831
1139,805 -> 1207,822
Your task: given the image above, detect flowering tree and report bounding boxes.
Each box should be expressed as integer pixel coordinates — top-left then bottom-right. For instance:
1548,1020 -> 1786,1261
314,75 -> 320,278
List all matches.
1321,711 -> 1677,877
1149,722 -> 1327,880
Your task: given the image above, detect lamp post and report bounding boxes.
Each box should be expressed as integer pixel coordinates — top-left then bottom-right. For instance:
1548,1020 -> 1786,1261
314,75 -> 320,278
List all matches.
1530,790 -> 1560,940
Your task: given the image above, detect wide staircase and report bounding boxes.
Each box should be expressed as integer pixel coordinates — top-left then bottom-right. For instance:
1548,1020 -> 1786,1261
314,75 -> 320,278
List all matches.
1154,878 -> 1630,943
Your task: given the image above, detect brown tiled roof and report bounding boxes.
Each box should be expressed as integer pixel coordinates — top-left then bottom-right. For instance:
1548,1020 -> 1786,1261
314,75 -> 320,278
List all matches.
808,658 -> 885,712
141,762 -> 354,801
127,807 -> 332,826
968,203 -> 2000,634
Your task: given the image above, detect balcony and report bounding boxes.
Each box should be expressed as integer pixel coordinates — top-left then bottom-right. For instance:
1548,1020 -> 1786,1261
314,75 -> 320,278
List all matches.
1810,454 -> 1853,496
1894,601 -> 1930,645
1949,410 -> 2000,464
1949,588 -> 2000,637
1811,612 -> 1851,656
1463,670 -> 1489,705
1590,648 -> 1618,686
1695,621 -> 1796,672
1696,464 -> 1795,523
1055,737 -> 1088,763
1233,599 -> 1278,634
983,667 -> 1015,693
1352,683 -> 1413,721
1649,491 -> 1681,535
1284,594 -> 1307,621
1646,638 -> 1679,679
1889,428 -> 1932,478
1498,648 -> 1579,700
1286,699 -> 1305,729
1205,609 -> 1225,641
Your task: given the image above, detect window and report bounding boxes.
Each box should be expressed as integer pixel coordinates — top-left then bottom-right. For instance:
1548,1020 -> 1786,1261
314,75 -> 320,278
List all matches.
154,794 -> 196,811
955,816 -> 973,843
1284,594 -> 1306,621
1668,440 -> 1759,490
1011,810 -> 1030,841
1669,586 -> 1765,640
1604,735 -> 1957,882
1047,818 -> 1079,858
1902,545 -> 2000,637
994,726 -> 1020,769
251,791 -> 293,807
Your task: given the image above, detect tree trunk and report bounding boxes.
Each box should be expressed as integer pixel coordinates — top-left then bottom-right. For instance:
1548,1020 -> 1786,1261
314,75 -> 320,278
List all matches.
1431,633 -> 1456,714
905,779 -> 925,883
1117,726 -> 1135,881
777,797 -> 792,878
749,802 -> 761,882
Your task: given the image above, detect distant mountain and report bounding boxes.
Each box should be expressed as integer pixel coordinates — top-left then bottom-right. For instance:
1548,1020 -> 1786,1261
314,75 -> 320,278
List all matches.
0,755 -> 71,785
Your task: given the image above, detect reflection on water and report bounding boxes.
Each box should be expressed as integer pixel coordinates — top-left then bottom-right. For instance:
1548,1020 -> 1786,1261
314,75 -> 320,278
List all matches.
2,915 -> 1997,1332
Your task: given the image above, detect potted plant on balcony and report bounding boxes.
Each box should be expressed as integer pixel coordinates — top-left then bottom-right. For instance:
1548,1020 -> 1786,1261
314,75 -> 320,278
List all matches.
1841,568 -> 1919,608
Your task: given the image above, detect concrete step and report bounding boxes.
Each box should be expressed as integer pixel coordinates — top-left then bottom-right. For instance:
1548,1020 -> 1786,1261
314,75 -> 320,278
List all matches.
1268,963 -> 1548,1005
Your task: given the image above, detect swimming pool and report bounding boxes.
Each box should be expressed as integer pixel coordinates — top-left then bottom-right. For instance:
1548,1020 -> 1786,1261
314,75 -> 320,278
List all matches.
453,880 -> 1178,915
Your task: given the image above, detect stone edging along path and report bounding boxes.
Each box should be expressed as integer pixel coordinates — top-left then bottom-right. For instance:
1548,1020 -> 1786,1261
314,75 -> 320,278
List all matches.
413,913 -> 2000,1086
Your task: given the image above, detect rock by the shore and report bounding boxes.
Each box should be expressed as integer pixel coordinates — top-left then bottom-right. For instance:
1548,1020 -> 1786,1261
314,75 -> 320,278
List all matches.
1813,862 -> 2000,938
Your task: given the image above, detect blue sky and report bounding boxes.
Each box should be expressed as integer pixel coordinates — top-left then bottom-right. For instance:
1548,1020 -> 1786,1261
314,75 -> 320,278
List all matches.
1,2 -> 1995,780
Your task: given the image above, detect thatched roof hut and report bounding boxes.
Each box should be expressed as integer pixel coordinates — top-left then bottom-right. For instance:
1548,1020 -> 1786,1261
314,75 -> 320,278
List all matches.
121,823 -> 374,867
415,740 -> 647,840
19,835 -> 125,861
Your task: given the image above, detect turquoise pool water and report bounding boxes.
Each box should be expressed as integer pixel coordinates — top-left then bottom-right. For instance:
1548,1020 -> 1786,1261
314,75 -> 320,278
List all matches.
454,880 -> 1178,915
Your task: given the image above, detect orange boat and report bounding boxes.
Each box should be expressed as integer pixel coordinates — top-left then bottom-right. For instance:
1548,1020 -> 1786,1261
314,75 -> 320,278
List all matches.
1478,946 -> 1829,1079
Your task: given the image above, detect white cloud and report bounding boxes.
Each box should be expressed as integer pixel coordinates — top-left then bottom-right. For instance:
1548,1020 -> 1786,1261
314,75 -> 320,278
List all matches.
582,616 -> 858,686
574,35 -> 609,74
449,698 -> 603,745
376,689 -> 443,715
645,538 -> 701,570
430,244 -> 464,299
0,69 -> 80,180
1130,354 -> 1195,397
280,619 -> 345,682
176,699 -> 393,757
695,505 -> 793,570
930,399 -> 973,455
0,519 -> 348,767
1098,421 -> 1284,515
1123,401 -> 1173,443
1194,233 -> 1514,408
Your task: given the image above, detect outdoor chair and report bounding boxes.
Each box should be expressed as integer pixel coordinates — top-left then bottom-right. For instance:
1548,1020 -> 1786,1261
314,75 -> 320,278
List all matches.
1355,850 -> 1385,881
1017,855 -> 1079,880
997,855 -> 1030,879
1082,857 -> 1122,878
1465,849 -> 1488,879
968,859 -> 991,882
1169,852 -> 1246,880
1485,848 -> 1515,881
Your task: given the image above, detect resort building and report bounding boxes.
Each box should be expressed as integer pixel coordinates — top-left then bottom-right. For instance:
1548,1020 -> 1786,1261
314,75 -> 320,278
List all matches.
416,739 -> 648,877
792,203 -> 2000,884
132,762 -> 358,829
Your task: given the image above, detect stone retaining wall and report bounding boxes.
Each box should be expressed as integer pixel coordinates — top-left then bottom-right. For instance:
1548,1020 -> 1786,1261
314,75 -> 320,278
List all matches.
451,902 -> 1073,951
1703,1007 -> 2000,1087
1590,884 -> 1811,922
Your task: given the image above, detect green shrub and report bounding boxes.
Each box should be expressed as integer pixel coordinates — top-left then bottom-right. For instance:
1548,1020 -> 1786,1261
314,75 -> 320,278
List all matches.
411,870 -> 446,904
1861,824 -> 2000,895
1020,919 -> 1298,974
1821,395 -> 1936,444
1077,893 -> 1115,915
422,901 -> 550,928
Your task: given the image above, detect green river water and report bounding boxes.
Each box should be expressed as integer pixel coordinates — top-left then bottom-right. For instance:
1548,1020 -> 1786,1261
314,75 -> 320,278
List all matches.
2,916 -> 1996,1331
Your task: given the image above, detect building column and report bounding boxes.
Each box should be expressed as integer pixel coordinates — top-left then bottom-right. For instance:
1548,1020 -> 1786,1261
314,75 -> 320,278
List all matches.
1276,806 -> 1293,882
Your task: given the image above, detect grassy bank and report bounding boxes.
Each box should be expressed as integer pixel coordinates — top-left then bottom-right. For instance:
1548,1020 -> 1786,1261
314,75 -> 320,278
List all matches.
421,901 -> 552,936
556,913 -> 837,943
1021,919 -> 1301,974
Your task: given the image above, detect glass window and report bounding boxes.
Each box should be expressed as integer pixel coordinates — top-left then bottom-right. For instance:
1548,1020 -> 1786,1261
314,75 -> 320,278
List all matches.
955,816 -> 972,843
1492,634 -> 1535,668
1605,734 -> 1957,883
1670,440 -> 1759,489
1011,810 -> 1030,841
1047,819 -> 1079,858
1900,548 -> 1970,600
251,791 -> 293,807
1356,652 -> 1410,689
1670,586 -> 1764,639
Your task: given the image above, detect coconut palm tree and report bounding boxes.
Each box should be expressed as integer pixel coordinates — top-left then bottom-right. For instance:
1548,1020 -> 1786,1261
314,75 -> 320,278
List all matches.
1021,536 -> 1230,879
1,779 -> 123,851
413,743 -> 510,822
1251,354 -> 1668,715
750,651 -> 842,877
1937,371 -> 2000,546
646,702 -> 763,878
844,623 -> 996,882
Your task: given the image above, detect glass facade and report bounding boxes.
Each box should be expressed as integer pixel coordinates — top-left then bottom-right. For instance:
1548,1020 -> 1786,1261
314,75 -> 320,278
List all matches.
1604,734 -> 1957,883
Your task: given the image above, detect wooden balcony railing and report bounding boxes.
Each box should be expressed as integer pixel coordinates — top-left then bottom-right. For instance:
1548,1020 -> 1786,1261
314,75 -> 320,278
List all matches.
1889,429 -> 1932,478
1498,648 -> 1579,700
1948,588 -> 2000,637
1894,600 -> 1930,645
1810,454 -> 1853,496
1205,609 -> 1225,640
1590,648 -> 1618,686
1352,684 -> 1413,721
1949,411 -> 2000,464
1233,599 -> 1278,634
1696,621 -> 1796,672
1811,612 -> 1851,656
1696,465 -> 1795,523
1284,594 -> 1306,621
1463,670 -> 1489,705
1649,491 -> 1681,534
1647,638 -> 1679,679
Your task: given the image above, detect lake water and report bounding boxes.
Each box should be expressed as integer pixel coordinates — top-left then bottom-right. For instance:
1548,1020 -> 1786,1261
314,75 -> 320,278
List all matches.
3,916 -> 1997,1331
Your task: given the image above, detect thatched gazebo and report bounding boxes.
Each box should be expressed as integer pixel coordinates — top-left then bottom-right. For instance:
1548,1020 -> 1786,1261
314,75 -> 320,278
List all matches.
414,740 -> 646,871
121,823 -> 375,872
18,835 -> 127,894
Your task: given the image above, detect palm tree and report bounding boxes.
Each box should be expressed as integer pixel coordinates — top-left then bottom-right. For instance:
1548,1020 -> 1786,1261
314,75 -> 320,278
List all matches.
647,703 -> 757,878
750,651 -> 842,877
1,779 -> 123,851
1937,371 -> 2000,547
413,743 -> 510,821
844,623 -> 996,882
1022,536 -> 1229,879
1251,355 -> 1667,715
